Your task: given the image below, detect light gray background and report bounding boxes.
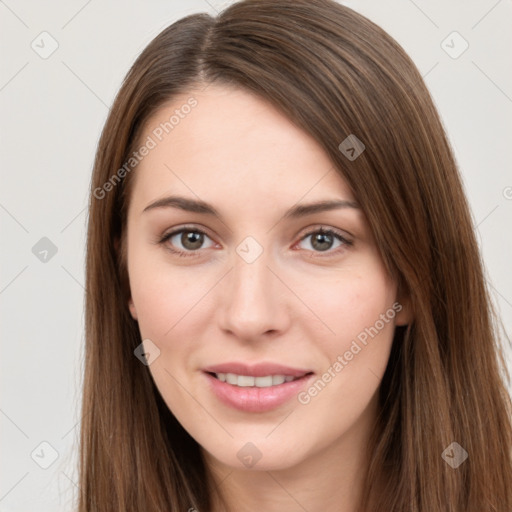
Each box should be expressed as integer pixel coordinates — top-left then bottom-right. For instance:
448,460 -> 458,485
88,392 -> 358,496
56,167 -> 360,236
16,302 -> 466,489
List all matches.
1,0 -> 511,510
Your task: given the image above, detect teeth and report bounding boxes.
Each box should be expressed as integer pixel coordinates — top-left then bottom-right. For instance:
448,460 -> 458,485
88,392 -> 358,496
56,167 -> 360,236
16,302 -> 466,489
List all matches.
215,373 -> 300,387
226,373 -> 238,385
272,375 -> 286,385
237,375 -> 255,387
255,376 -> 272,387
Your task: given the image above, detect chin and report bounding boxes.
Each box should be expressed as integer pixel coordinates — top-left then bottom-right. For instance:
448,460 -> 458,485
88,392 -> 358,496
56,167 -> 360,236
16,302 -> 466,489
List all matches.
203,439 -> 308,472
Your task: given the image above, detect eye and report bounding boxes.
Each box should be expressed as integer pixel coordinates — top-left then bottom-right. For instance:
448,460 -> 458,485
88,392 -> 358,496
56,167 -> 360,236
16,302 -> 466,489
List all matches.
295,227 -> 352,256
157,225 -> 353,259
158,227 -> 216,257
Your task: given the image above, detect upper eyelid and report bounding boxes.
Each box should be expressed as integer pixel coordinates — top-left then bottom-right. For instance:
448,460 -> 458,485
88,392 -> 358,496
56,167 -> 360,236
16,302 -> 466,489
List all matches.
161,225 -> 214,242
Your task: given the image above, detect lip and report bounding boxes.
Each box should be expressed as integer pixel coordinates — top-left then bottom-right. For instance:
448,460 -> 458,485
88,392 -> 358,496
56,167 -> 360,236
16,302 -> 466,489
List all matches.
202,361 -> 312,378
202,362 -> 315,413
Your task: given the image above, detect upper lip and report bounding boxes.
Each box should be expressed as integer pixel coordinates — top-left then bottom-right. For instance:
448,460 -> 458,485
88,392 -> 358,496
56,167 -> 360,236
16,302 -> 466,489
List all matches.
203,362 -> 313,378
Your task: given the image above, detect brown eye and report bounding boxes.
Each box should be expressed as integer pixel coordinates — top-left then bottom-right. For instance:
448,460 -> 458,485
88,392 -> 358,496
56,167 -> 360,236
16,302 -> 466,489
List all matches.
159,227 -> 216,256
310,231 -> 335,251
296,228 -> 352,256
179,230 -> 204,250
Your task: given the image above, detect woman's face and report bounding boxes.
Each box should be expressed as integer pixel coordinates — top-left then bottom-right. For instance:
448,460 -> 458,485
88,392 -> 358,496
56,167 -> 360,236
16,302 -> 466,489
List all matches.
125,83 -> 409,471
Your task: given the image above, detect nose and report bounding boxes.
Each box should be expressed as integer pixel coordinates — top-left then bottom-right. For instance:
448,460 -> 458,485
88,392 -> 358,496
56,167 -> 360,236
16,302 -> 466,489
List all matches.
217,249 -> 291,342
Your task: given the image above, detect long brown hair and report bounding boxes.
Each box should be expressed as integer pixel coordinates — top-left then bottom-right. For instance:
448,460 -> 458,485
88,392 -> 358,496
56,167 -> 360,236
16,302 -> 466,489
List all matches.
80,0 -> 512,510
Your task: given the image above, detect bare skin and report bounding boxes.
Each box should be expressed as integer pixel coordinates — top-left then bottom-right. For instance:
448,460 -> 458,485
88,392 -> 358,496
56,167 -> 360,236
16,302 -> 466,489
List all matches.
125,83 -> 410,512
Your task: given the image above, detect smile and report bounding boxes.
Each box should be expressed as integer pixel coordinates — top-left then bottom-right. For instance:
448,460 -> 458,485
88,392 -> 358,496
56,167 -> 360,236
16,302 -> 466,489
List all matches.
202,361 -> 315,411
210,372 -> 303,387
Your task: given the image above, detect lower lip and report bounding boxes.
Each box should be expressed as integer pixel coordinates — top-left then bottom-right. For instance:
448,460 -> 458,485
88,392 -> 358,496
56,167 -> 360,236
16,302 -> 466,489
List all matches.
203,372 -> 315,413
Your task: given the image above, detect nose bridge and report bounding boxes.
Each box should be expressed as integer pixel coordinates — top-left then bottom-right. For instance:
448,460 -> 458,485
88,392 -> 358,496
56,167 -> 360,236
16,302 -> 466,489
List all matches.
219,243 -> 288,338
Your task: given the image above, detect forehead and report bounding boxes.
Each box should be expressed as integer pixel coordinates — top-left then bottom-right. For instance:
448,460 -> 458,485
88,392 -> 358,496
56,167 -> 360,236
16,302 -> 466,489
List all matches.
129,84 -> 356,212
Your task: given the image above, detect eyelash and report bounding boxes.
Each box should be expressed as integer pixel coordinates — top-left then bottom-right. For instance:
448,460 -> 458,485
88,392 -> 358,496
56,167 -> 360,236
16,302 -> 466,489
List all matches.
157,225 -> 353,259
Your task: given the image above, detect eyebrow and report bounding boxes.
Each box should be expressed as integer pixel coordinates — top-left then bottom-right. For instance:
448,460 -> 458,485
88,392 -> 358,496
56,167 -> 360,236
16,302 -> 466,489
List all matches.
142,195 -> 360,219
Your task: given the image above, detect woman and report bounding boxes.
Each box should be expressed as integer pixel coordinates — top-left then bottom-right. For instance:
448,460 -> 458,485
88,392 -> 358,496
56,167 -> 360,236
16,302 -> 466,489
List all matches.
80,0 -> 512,510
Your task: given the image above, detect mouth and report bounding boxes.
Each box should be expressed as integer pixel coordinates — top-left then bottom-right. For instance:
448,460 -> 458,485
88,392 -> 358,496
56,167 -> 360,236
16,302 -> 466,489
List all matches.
206,371 -> 313,388
202,362 -> 315,412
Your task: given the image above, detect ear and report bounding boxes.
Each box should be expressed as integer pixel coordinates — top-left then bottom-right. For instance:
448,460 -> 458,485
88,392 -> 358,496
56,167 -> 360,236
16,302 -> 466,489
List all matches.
394,283 -> 413,326
114,235 -> 137,320
128,298 -> 138,320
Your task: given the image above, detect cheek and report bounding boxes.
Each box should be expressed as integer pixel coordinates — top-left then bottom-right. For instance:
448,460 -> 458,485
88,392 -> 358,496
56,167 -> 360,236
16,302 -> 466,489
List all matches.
131,271 -> 197,337
300,259 -> 397,389
128,255 -> 213,410
127,241 -> 217,350
303,260 -> 396,342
